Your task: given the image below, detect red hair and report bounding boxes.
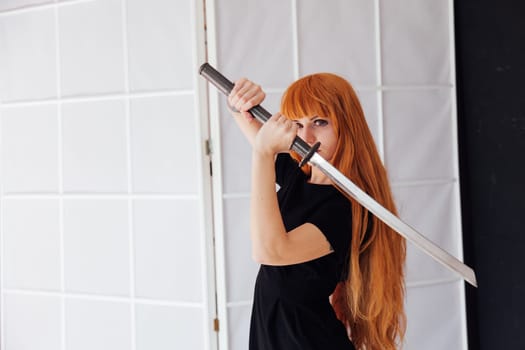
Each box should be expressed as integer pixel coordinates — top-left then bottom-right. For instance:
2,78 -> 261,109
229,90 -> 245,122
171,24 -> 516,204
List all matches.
281,73 -> 406,350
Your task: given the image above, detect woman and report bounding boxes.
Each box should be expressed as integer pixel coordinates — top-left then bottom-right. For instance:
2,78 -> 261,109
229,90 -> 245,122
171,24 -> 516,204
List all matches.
228,73 -> 406,350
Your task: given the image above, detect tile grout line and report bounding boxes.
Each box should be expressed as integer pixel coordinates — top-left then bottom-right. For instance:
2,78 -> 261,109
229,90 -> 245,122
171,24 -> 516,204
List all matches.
0,84 -> 454,109
390,177 -> 458,188
120,0 -> 137,348
0,89 -> 195,108
1,193 -> 201,200
2,288 -> 204,307
53,2 -> 67,349
0,0 -> 93,16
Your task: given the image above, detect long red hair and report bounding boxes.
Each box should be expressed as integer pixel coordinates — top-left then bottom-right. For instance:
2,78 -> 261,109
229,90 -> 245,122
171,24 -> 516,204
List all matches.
281,73 -> 406,350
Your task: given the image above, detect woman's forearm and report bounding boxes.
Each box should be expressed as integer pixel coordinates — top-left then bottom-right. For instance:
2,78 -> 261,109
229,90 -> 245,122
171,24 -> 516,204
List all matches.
250,151 -> 288,264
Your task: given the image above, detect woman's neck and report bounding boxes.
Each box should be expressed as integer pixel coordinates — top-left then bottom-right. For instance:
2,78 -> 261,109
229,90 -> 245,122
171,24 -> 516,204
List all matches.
308,167 -> 332,185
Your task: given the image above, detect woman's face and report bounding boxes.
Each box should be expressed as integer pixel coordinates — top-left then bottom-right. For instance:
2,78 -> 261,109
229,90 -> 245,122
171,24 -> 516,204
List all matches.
293,115 -> 338,162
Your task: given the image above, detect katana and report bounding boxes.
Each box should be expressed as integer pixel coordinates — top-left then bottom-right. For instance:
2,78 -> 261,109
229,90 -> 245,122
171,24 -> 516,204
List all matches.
199,63 -> 478,288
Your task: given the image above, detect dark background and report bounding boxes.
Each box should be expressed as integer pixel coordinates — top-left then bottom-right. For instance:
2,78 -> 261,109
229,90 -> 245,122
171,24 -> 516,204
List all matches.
454,1 -> 525,349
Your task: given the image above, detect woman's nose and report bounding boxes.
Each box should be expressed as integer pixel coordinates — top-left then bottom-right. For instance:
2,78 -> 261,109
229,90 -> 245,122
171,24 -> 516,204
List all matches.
298,126 -> 316,144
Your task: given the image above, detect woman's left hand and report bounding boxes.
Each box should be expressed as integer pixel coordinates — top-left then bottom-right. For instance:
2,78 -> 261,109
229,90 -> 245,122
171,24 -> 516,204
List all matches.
253,113 -> 298,157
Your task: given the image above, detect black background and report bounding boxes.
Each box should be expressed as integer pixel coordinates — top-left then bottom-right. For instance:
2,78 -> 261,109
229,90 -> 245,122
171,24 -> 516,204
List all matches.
454,1 -> 525,349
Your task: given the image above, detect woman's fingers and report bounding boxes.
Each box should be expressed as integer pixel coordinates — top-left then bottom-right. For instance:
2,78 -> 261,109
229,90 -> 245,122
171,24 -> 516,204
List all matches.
271,113 -> 297,130
253,112 -> 298,155
228,78 -> 265,112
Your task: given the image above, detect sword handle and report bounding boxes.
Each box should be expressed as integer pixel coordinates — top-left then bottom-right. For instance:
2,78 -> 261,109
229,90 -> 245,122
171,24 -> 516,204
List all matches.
199,63 -> 319,166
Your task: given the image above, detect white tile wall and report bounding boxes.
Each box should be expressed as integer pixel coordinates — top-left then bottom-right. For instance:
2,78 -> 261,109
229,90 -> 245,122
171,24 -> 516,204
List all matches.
0,7 -> 57,101
126,0 -> 194,91
3,293 -> 62,350
62,99 -> 128,193
2,199 -> 60,290
65,298 -> 132,350
135,303 -> 205,350
1,104 -> 59,192
129,95 -> 199,194
1,0 -> 213,349
63,199 -> 130,296
133,199 -> 203,302
58,0 -> 125,96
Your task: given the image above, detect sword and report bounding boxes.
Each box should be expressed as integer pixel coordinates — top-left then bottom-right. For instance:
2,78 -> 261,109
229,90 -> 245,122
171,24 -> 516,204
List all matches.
199,63 -> 478,288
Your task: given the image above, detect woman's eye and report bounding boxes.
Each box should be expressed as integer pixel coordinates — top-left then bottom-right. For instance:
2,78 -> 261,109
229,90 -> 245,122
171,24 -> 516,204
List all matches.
314,119 -> 328,127
294,122 -> 304,128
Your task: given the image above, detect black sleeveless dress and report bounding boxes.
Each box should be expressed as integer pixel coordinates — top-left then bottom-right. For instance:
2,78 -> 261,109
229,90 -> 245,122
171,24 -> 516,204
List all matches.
249,153 -> 356,350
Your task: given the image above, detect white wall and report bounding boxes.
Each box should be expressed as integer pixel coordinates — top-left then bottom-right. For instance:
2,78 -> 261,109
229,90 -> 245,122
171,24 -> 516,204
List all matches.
0,1 -> 216,349
0,0 -> 469,349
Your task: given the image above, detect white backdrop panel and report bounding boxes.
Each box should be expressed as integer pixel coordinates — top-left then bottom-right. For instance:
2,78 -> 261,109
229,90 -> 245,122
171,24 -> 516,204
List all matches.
393,183 -> 461,283
380,0 -> 452,85
383,89 -> 456,182
208,0 -> 467,349
404,282 -> 467,349
297,0 -> 377,85
223,197 -> 258,302
215,0 -> 295,88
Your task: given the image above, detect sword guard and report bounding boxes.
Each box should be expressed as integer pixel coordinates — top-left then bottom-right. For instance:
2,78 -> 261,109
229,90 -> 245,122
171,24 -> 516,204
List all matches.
298,141 -> 321,167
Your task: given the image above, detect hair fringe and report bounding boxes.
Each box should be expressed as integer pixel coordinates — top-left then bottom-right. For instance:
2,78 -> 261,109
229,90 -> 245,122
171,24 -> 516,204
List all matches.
281,73 -> 407,350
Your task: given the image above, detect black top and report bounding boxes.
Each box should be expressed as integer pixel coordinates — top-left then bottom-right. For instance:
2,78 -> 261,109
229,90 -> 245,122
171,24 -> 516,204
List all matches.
249,153 -> 355,350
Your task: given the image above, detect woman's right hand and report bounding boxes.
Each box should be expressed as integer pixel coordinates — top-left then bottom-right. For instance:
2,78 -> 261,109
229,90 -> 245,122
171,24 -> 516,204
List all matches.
254,113 -> 298,157
228,78 -> 266,121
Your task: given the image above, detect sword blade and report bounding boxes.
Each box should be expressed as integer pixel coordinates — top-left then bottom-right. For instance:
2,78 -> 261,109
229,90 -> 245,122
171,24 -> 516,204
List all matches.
309,153 -> 477,287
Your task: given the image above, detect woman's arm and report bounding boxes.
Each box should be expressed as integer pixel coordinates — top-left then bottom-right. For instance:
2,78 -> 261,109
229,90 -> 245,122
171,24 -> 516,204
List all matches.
250,114 -> 333,265
228,78 -> 334,265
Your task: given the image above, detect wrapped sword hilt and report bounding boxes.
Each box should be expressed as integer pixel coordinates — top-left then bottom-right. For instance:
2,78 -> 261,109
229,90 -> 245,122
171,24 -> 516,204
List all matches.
199,63 -> 320,167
